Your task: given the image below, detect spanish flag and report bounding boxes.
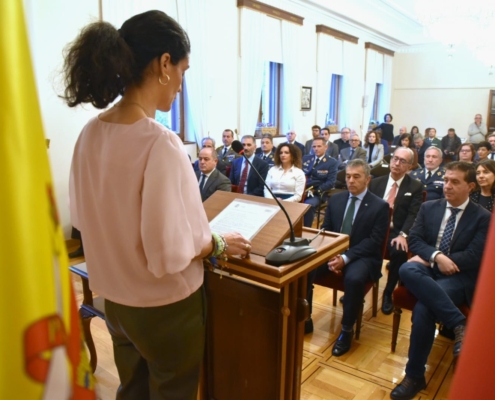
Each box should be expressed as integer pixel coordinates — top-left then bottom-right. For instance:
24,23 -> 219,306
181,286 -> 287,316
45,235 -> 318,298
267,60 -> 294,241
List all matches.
0,2 -> 95,398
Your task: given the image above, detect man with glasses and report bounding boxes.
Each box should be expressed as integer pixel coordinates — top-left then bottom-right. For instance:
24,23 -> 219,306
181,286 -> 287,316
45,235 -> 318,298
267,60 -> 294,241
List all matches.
467,114 -> 487,146
334,127 -> 352,152
338,133 -> 366,170
369,147 -> 423,315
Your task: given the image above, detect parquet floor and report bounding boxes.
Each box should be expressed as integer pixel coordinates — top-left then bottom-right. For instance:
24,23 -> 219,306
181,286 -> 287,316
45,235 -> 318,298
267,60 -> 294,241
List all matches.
70,253 -> 455,399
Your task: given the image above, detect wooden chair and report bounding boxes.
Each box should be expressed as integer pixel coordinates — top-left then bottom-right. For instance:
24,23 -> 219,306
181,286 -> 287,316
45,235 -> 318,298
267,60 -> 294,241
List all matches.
69,263 -> 105,373
314,208 -> 393,339
370,163 -> 390,178
391,286 -> 470,352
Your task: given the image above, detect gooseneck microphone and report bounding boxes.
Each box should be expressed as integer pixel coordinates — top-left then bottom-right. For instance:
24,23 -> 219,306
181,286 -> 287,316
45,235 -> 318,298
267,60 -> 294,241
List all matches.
231,140 -> 316,266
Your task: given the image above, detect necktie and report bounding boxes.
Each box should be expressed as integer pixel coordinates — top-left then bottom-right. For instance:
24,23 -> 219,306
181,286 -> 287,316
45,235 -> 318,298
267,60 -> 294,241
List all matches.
313,158 -> 320,168
426,171 -> 431,180
341,197 -> 358,235
262,155 -> 267,160
439,208 -> 461,255
387,182 -> 397,208
223,147 -> 227,157
491,152 -> 495,160
350,149 -> 355,159
199,174 -> 206,192
238,160 -> 249,193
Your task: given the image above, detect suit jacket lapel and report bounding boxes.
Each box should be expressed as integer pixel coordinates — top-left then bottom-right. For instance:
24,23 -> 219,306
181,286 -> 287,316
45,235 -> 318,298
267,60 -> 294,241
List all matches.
430,199 -> 446,242
202,169 -> 216,194
450,200 -> 475,247
350,192 -> 370,235
395,175 -> 410,206
334,193 -> 349,232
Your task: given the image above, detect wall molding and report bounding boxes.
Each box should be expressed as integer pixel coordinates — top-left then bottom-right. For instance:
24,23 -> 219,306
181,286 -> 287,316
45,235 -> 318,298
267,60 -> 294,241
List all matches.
316,24 -> 358,44
365,42 -> 395,57
237,0 -> 304,25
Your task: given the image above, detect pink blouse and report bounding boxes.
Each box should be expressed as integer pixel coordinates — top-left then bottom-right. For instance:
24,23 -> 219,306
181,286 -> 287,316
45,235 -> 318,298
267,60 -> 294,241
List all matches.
70,117 -> 211,307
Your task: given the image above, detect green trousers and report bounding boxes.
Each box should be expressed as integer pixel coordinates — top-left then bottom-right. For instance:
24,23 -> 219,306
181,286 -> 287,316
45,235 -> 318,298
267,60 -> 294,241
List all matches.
105,287 -> 205,400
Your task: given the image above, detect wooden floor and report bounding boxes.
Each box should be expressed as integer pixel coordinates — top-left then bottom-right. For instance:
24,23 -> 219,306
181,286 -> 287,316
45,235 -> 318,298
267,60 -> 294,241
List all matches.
71,260 -> 456,400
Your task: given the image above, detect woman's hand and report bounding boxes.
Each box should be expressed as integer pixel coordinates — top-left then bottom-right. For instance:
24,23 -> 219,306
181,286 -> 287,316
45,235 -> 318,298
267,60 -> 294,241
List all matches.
222,232 -> 252,258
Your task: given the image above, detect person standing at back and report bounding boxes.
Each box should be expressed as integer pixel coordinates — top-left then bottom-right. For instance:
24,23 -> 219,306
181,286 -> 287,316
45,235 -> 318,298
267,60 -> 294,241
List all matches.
62,11 -> 251,399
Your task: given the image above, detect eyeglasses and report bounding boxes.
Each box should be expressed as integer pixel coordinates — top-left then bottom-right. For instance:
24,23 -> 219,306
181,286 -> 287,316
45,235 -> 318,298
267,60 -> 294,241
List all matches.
350,139 -> 360,142
391,156 -> 411,165
460,150 -> 472,153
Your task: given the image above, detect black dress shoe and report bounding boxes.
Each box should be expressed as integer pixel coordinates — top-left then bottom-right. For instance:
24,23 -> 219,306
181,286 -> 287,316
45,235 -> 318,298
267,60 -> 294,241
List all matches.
382,293 -> 393,315
453,324 -> 465,366
332,330 -> 353,356
438,325 -> 455,340
304,318 -> 314,335
69,246 -> 84,258
339,295 -> 344,304
390,375 -> 426,400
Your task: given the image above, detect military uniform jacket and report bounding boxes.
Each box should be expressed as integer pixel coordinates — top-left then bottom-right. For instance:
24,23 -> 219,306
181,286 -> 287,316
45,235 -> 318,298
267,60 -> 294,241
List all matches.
216,146 -> 239,164
411,167 -> 445,201
302,154 -> 338,196
255,148 -> 275,167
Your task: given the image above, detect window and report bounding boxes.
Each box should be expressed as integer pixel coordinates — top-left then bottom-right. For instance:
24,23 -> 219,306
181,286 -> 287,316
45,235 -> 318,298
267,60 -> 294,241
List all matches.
155,79 -> 186,141
328,74 -> 342,125
370,83 -> 382,121
258,62 -> 282,129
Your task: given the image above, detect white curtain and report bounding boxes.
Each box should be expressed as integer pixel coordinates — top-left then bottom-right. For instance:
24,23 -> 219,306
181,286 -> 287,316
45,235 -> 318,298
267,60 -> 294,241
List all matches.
378,55 -> 393,122
280,20 -> 299,133
361,49 -> 378,133
339,41 -> 357,130
177,0 -> 209,145
238,8 -> 266,138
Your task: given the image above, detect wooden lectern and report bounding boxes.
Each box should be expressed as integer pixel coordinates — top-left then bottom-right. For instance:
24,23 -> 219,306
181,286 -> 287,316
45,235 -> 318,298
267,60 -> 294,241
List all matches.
201,192 -> 349,400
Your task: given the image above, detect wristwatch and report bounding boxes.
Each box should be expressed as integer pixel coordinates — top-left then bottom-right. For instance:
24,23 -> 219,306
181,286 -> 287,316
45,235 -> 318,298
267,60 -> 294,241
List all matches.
399,231 -> 408,239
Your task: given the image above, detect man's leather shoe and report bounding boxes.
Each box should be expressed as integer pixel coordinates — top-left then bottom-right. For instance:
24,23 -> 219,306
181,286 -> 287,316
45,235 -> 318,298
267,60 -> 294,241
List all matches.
382,293 -> 393,315
332,329 -> 353,356
390,375 -> 426,400
304,318 -> 314,335
339,295 -> 344,304
453,324 -> 465,366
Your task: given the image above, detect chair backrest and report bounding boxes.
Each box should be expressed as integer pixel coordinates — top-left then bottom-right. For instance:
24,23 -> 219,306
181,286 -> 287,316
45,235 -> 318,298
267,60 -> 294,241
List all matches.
300,184 -> 308,203
225,165 -> 232,178
370,163 -> 390,178
335,169 -> 346,189
381,207 -> 394,260
231,184 -> 239,193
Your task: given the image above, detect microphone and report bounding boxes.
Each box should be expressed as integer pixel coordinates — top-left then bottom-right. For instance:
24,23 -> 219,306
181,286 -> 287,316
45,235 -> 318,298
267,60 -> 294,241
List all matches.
231,140 -> 316,266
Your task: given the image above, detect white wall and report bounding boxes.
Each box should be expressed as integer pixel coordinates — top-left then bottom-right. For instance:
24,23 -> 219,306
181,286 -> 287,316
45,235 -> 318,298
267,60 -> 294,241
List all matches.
391,44 -> 495,139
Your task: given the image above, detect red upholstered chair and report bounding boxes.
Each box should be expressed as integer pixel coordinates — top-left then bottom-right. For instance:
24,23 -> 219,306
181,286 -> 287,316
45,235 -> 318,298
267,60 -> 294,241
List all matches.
231,184 -> 239,193
391,286 -> 470,352
225,165 -> 232,178
314,208 -> 393,340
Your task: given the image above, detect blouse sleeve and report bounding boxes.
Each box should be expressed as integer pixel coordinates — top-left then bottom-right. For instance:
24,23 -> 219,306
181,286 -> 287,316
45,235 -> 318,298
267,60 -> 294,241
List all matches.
285,168 -> 306,202
141,132 -> 211,278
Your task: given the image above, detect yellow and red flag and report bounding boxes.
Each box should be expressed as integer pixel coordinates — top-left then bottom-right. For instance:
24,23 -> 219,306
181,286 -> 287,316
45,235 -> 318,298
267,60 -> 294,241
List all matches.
0,2 -> 95,398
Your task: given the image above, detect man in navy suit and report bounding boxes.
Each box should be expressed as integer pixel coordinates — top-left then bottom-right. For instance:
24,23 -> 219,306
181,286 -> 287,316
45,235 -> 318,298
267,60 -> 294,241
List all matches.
368,147 -> 423,315
306,159 -> 389,356
302,137 -> 338,227
390,162 -> 491,400
410,146 -> 445,201
285,129 -> 305,156
230,135 -> 269,197
413,134 -> 429,168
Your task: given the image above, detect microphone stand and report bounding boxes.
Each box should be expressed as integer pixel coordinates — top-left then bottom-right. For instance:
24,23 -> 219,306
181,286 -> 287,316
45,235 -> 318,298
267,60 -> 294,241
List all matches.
236,150 -> 316,266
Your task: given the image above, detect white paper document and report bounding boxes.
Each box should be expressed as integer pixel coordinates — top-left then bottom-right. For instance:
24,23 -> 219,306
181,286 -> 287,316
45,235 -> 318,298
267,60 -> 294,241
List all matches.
209,199 -> 280,240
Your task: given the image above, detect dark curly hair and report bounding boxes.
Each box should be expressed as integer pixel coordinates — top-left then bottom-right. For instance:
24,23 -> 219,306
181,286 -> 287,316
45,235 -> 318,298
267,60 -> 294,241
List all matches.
61,10 -> 190,109
274,143 -> 302,169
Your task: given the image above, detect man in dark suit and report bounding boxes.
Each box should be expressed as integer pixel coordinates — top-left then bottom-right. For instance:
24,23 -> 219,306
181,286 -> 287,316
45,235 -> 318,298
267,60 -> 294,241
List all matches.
334,127 -> 351,152
413,134 -> 429,168
390,162 -> 491,400
338,133 -> 367,169
193,137 -> 227,176
392,126 -> 408,146
285,129 -> 305,156
304,125 -> 321,155
216,129 -> 240,165
230,135 -> 269,197
254,133 -> 275,167
196,148 -> 232,202
321,127 -> 339,159
302,137 -> 338,227
368,147 -> 423,314
410,146 -> 445,201
306,159 -> 389,356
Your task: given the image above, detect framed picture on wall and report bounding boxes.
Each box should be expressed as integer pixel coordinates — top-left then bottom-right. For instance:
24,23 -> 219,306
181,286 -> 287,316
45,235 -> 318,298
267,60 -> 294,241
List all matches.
301,86 -> 312,110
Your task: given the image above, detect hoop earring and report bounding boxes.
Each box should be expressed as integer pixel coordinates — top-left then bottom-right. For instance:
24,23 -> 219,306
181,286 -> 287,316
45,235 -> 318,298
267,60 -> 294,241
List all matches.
159,75 -> 170,86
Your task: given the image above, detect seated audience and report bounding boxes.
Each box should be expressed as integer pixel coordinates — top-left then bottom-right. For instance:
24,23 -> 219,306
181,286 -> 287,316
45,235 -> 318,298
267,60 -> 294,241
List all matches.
392,126 -> 408,146
467,114 -> 487,146
334,127 -> 351,152
457,143 -> 476,164
476,141 -> 491,163
196,147 -> 232,202
363,130 -> 384,167
264,143 -> 305,202
390,162 -> 491,400
373,128 -> 389,155
216,129 -> 240,164
424,127 -> 441,148
441,128 -> 462,160
194,137 -> 227,176
410,146 -> 445,201
413,134 -> 429,167
470,159 -> 495,212
369,147 -> 423,315
306,160 -> 389,355
338,133 -> 366,170
410,126 -> 420,136
395,133 -> 418,167
374,113 -> 394,144
488,133 -> 495,160
285,129 -> 305,156
302,137 -> 338,227
320,127 -> 339,159
230,135 -> 269,197
305,125 -> 321,155
255,133 -> 276,166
